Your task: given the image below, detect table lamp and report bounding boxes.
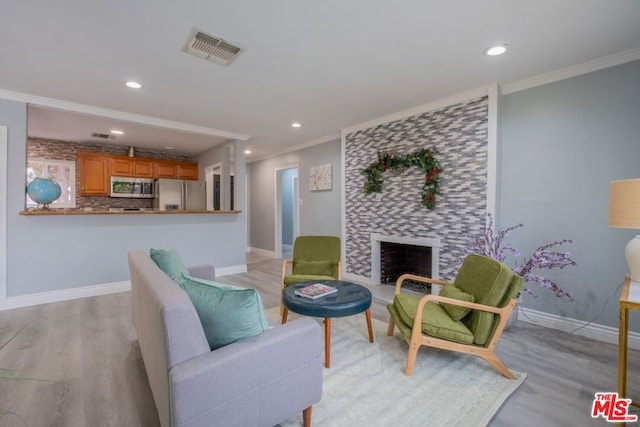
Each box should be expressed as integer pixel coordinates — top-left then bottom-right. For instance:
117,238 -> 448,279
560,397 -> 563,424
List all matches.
609,179 -> 640,284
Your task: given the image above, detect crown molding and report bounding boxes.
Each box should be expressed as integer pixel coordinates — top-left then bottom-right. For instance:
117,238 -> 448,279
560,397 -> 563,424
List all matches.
501,47 -> 640,95
0,88 -> 251,141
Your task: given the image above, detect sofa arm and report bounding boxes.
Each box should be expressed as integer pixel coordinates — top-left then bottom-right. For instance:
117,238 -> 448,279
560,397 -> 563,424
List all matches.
169,317 -> 322,427
187,264 -> 215,281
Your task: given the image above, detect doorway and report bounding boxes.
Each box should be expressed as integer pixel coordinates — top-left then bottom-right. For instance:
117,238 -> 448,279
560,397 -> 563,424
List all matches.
275,166 -> 299,259
205,163 -> 234,211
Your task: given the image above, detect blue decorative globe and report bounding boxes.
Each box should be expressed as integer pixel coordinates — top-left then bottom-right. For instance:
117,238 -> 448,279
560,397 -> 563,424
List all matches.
27,178 -> 62,209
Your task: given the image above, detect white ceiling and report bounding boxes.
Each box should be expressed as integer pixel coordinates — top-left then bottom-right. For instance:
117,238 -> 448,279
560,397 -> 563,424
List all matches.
2,1 -> 640,159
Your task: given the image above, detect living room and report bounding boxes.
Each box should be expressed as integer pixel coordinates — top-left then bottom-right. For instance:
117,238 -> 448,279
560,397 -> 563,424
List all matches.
1,2 -> 640,426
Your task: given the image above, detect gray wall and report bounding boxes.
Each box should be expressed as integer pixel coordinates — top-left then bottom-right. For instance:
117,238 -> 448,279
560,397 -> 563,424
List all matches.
2,98 -> 247,297
500,59 -> 640,328
248,138 -> 341,252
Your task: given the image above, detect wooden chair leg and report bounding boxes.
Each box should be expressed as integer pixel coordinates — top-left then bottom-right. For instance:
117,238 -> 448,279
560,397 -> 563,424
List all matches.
281,308 -> 288,324
404,340 -> 420,376
386,318 -> 395,336
302,406 -> 312,427
482,352 -> 515,379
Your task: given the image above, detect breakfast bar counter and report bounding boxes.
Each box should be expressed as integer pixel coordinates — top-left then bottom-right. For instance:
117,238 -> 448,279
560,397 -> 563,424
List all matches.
19,209 -> 241,216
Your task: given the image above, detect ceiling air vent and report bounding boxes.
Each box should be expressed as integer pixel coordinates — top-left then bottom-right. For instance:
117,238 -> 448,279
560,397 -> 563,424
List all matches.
91,132 -> 115,140
182,28 -> 243,66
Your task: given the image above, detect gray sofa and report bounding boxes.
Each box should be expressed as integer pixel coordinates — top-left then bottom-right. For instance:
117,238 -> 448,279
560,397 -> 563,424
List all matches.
128,250 -> 323,427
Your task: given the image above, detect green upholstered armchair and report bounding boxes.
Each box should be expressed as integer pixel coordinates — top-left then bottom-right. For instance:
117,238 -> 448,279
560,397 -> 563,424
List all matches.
281,235 -> 341,311
386,254 -> 523,378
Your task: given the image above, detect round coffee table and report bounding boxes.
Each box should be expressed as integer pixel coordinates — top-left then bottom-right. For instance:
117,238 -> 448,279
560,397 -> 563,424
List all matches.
282,280 -> 374,368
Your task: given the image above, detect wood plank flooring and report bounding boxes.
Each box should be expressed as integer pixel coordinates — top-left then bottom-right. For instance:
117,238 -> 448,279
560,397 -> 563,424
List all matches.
1,253 -> 639,426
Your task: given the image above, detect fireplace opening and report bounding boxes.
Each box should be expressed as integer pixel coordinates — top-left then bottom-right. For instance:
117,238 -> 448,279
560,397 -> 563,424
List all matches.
380,242 -> 432,293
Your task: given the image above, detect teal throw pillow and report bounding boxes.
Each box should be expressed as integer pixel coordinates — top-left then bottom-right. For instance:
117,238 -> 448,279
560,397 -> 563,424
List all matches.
179,276 -> 269,350
150,246 -> 188,282
439,284 -> 475,321
178,274 -> 243,291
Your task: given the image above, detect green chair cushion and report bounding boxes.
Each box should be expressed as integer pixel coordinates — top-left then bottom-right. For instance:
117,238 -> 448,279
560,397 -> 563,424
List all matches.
291,236 -> 340,279
453,254 -> 514,346
392,293 -> 474,345
439,284 -> 475,321
294,260 -> 334,276
150,246 -> 189,282
179,276 -> 269,350
284,274 -> 336,287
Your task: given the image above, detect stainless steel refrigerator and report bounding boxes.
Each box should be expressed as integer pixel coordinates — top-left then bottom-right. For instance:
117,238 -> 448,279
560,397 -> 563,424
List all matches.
153,179 -> 206,211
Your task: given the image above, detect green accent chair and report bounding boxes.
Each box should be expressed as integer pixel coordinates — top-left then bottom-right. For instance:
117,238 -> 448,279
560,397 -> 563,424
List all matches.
281,235 -> 341,314
386,253 -> 523,378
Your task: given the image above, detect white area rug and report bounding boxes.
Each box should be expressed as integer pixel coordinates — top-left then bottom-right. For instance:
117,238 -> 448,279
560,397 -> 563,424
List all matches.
267,308 -> 526,427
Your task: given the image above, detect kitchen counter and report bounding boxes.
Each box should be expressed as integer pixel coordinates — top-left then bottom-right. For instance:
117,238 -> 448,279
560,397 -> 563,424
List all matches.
20,209 -> 241,215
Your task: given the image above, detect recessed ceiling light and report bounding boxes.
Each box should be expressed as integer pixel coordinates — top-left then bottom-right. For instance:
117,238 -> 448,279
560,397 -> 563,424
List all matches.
244,149 -> 252,154
484,44 -> 508,56
110,130 -> 124,135
291,122 -> 301,128
164,146 -> 175,150
126,81 -> 142,89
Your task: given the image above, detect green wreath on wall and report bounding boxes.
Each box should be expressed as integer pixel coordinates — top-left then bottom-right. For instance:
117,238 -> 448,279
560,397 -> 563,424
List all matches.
361,148 -> 442,209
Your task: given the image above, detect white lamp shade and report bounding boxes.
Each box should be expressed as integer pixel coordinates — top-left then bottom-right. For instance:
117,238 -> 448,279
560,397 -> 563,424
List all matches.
609,179 -> 640,282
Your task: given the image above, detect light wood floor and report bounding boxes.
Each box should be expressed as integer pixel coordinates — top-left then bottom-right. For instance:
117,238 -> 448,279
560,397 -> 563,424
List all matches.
1,253 -> 639,426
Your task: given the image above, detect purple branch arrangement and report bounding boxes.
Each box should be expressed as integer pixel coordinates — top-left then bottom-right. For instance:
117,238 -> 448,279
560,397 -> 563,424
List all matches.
465,214 -> 576,301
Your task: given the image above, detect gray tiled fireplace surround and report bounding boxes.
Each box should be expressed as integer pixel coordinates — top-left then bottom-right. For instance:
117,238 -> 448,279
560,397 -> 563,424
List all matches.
344,96 -> 489,284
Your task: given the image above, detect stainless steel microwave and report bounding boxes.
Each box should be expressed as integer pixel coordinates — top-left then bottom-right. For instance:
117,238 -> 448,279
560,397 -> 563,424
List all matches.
110,177 -> 155,198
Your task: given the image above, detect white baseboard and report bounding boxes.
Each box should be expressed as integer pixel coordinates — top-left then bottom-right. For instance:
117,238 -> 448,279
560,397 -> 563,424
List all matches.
1,280 -> 131,311
216,264 -> 248,277
518,307 -> 640,351
248,247 -> 276,258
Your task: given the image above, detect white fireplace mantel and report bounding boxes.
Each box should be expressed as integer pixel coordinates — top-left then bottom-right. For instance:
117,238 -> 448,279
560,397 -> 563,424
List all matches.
370,233 -> 441,287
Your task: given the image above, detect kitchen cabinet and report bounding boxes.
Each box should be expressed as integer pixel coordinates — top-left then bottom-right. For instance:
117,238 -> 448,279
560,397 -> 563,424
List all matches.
78,152 -> 109,196
110,157 -> 132,176
110,157 -> 154,178
177,162 -> 198,180
154,160 -> 199,180
132,159 -> 154,177
154,161 -> 178,179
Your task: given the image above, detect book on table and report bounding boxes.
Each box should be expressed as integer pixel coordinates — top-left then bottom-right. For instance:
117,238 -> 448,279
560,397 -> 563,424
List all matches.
294,283 -> 337,299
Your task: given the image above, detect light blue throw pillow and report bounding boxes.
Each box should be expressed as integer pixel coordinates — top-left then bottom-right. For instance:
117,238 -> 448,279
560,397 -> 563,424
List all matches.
149,246 -> 188,282
179,276 -> 269,349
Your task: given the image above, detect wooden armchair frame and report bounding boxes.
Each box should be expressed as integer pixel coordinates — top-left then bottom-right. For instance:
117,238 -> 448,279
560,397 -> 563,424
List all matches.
387,273 -> 518,379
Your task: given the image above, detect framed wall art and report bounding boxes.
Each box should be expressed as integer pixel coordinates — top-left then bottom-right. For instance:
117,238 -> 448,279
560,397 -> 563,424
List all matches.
309,164 -> 332,191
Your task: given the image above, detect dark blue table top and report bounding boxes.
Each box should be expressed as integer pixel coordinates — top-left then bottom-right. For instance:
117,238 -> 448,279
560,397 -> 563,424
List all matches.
282,280 -> 372,318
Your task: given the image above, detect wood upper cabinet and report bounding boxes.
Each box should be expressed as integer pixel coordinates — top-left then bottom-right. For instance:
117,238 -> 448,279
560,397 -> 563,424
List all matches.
154,161 -> 178,179
110,157 -> 132,176
154,160 -> 198,180
132,159 -> 154,177
109,157 -> 154,178
78,152 -> 109,196
177,162 -> 198,180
